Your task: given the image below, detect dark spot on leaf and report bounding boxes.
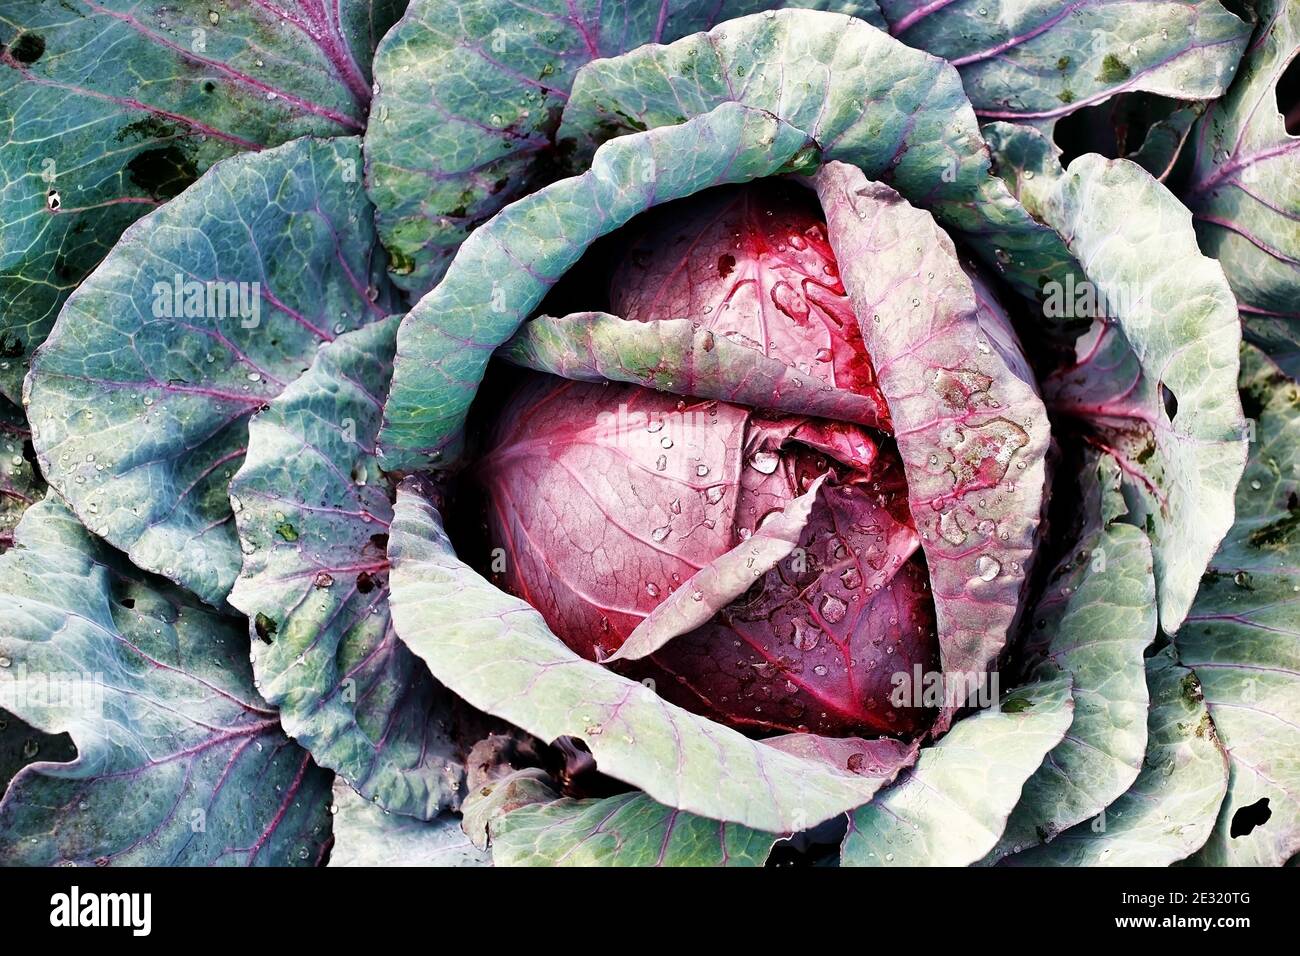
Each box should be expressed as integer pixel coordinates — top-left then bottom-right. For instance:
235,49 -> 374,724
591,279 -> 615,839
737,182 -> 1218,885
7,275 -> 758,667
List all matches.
115,115 -> 179,144
1099,54 -> 1131,83
203,81 -> 216,94
1056,56 -> 1071,71
126,146 -> 197,201
1001,696 -> 1032,713
356,571 -> 375,594
254,612 -> 277,643
388,249 -> 415,275
1159,381 -> 1178,420
1058,89 -> 1076,105
1229,797 -> 1271,838
1180,671 -> 1203,704
717,253 -> 736,278
1248,491 -> 1300,548
275,521 -> 299,542
7,32 -> 45,64
612,109 -> 647,133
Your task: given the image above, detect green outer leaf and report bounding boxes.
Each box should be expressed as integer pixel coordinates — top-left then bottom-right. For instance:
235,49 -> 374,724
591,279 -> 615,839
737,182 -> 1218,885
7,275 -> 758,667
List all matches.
228,317 -> 468,819
502,311 -> 888,426
1184,0 -> 1300,379
363,0 -> 881,297
26,136 -> 394,606
814,163 -> 1052,685
0,397 -> 42,552
984,454 -> 1156,861
0,497 -> 332,865
841,676 -> 1074,866
377,103 -> 814,471
491,791 -> 778,867
982,121 -> 1066,220
1180,346 -> 1300,866
556,8 -> 1075,298
0,0 -> 404,403
1039,154 -> 1248,632
1005,648 -> 1229,866
328,780 -> 489,867
878,0 -> 1249,125
386,475 -> 905,833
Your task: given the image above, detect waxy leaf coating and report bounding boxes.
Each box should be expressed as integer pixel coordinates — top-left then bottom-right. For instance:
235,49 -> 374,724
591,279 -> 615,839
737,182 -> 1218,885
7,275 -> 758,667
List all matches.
229,318 -> 472,820
1185,0 -> 1300,379
362,0 -> 882,295
1038,154 -> 1248,632
842,675 -> 1074,866
0,497 -> 331,866
26,136 -> 394,606
878,0 -> 1249,125
0,0 -> 403,403
1005,648 -> 1229,866
985,454 -> 1157,861
1180,346 -> 1300,866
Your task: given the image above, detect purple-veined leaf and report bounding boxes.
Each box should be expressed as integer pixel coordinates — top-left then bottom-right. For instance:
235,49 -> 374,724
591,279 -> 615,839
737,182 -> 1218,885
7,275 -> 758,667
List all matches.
479,375 -> 938,738
489,789 -> 779,867
1184,0 -> 1300,378
876,0 -> 1249,126
0,497 -> 332,865
362,0 -> 884,297
228,317 -> 475,820
607,180 -> 891,424
1180,346 -> 1300,866
1037,155 -> 1248,631
26,136 -> 395,606
0,0 -> 405,403
1003,647 -> 1229,866
815,162 -> 1052,688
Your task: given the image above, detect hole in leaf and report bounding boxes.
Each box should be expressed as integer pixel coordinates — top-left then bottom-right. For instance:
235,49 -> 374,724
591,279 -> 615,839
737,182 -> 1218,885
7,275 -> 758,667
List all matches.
120,597 -> 135,609
126,145 -> 198,201
1278,51 -> 1300,136
1229,797 -> 1271,838
1160,382 -> 1179,420
6,32 -> 45,64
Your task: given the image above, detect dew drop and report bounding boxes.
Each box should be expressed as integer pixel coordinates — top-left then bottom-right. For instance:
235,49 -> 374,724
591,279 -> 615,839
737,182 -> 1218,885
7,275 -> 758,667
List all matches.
976,554 -> 1001,581
819,594 -> 847,623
